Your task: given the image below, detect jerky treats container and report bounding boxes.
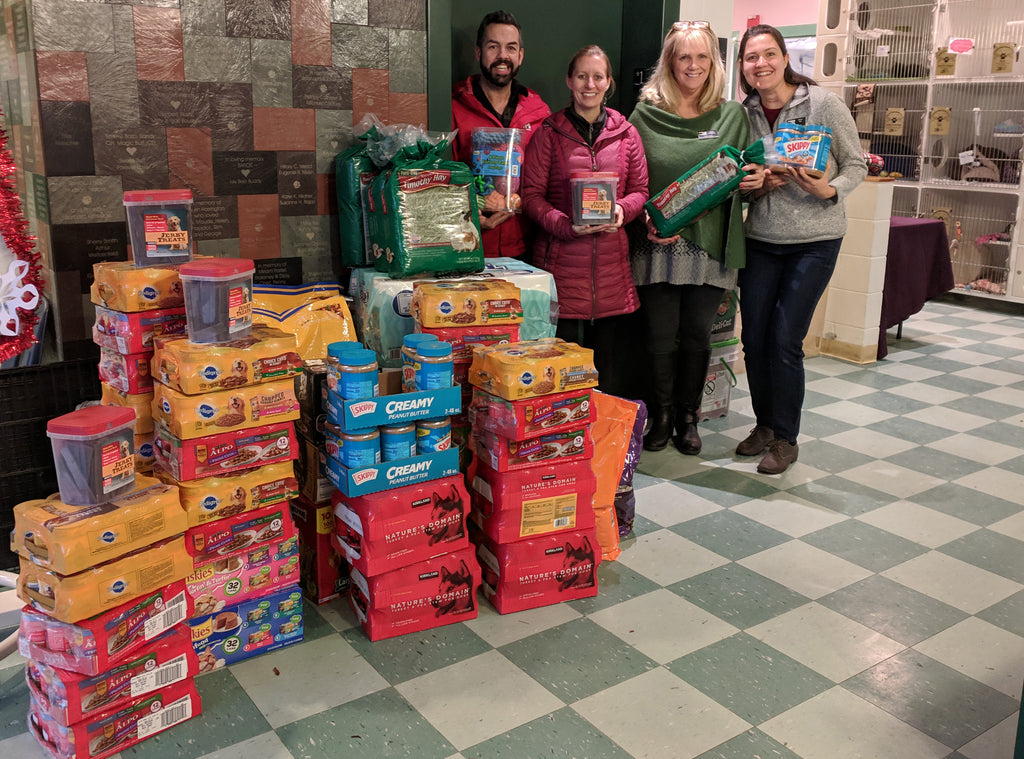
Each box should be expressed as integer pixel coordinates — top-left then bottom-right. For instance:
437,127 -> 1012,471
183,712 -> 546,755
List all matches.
123,189 -> 195,267
47,406 -> 136,505
179,258 -> 255,343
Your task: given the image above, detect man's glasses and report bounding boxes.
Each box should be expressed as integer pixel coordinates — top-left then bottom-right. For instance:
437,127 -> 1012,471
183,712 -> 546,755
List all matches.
672,20 -> 710,31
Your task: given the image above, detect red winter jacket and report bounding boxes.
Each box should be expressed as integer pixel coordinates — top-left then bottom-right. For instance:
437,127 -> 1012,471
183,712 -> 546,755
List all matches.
451,76 -> 551,258
521,108 -> 649,320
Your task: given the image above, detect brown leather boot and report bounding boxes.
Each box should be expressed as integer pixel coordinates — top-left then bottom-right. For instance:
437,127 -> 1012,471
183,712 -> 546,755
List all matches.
757,440 -> 798,474
736,425 -> 774,456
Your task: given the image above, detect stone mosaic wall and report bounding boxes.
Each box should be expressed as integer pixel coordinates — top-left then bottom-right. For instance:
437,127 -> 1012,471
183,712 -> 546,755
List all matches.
0,0 -> 427,358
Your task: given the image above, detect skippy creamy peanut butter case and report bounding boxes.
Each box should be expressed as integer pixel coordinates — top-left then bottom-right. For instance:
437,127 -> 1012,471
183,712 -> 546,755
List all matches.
468,339 -> 599,401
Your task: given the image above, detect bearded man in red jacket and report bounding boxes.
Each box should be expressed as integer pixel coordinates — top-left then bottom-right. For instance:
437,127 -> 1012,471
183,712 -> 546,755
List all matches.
451,10 -> 551,259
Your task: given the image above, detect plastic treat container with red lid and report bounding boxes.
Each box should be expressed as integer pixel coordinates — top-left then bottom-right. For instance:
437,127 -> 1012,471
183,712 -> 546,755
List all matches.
178,258 -> 255,344
123,189 -> 195,267
46,406 -> 137,505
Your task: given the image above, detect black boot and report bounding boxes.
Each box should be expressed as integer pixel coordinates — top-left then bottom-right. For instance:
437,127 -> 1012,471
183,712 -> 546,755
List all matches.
673,348 -> 712,456
642,352 -> 675,452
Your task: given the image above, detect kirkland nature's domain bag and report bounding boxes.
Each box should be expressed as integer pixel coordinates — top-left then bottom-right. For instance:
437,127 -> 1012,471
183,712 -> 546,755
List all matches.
646,139 -> 765,238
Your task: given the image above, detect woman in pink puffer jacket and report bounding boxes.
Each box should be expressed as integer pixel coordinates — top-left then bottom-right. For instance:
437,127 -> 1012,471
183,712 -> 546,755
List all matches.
521,45 -> 649,396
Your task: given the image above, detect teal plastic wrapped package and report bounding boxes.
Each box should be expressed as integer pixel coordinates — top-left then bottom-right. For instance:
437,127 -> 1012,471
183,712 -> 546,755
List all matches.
336,144 -> 378,267
477,258 -> 558,341
360,271 -> 417,368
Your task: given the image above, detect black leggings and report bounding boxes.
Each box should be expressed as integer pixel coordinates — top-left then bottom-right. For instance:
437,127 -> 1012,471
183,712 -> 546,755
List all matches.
639,282 -> 724,357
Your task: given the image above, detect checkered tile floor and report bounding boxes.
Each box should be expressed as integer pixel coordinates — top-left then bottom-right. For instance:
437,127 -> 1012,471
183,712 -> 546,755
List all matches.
2,298 -> 1023,759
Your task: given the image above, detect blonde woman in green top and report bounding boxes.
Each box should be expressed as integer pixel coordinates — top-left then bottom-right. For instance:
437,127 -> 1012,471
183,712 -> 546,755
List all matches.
629,21 -> 764,454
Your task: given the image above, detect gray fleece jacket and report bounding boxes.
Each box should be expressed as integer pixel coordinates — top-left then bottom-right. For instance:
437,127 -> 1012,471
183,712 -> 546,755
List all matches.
742,84 -> 867,245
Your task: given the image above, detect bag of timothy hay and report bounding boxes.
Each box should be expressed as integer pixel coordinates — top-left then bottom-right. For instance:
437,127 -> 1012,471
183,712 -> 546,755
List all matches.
646,138 -> 765,238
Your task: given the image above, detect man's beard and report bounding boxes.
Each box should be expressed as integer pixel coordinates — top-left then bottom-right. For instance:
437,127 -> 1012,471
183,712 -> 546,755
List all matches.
480,58 -> 520,87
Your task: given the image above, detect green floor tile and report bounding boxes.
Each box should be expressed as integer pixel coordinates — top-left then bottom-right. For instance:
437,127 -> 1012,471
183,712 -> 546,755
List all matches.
864,415 -> 952,446
801,519 -> 927,572
938,529 -> 1024,584
886,446 -> 986,480
499,618 -> 658,703
670,509 -> 790,561
969,420 -> 1024,449
796,440 -> 876,475
668,632 -> 831,724
855,391 -> 931,416
340,618 -> 492,685
628,513 -> 662,538
818,575 -> 967,647
465,706 -> 632,759
945,394 -> 1024,421
843,648 -> 1019,750
1000,454 -> 1024,477
669,563 -> 810,629
695,728 -> 804,759
567,557 -> 661,615
976,590 -> 1024,637
838,369 -> 912,391
910,483 -> 1020,526
674,469 -> 777,507
0,668 -> 28,742
981,358 -> 1024,376
901,354 -> 973,372
302,602 -> 341,642
275,687 -> 455,759
792,410 -> 856,439
785,476 -> 894,517
921,373 -> 996,396
125,668 -> 271,759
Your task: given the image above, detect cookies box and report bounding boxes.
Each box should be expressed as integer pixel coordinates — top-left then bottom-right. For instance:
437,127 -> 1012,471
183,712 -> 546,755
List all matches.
468,387 -> 594,440
290,496 -> 349,605
153,420 -> 297,482
98,347 -> 153,394
410,280 -> 522,328
90,260 -> 186,313
93,304 -> 188,355
475,527 -> 600,614
13,479 -> 186,576
101,383 -> 154,435
18,582 -> 191,676
331,475 -> 470,577
416,324 -> 520,361
190,584 -> 304,673
25,627 -> 198,726
473,425 -> 593,472
152,378 -> 299,440
469,457 -> 596,543
185,502 -> 298,565
185,532 -> 300,617
320,445 -> 460,498
153,324 -> 303,396
323,382 -> 461,431
349,545 -> 480,642
158,461 -> 297,527
468,339 -> 598,401
18,535 -> 193,624
294,433 -> 333,504
28,679 -> 200,759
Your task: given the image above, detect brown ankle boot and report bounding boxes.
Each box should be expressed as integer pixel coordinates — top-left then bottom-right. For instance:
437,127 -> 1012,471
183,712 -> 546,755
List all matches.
736,425 -> 774,456
757,440 -> 798,474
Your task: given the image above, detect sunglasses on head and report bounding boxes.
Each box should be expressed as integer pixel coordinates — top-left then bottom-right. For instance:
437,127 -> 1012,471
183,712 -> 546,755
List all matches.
673,20 -> 710,31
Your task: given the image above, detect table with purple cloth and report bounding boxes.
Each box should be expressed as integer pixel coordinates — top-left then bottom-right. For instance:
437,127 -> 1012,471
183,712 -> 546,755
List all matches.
878,216 -> 954,359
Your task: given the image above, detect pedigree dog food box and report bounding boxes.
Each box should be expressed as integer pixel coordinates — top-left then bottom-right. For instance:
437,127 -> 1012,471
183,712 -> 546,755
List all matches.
153,420 -> 297,482
13,479 -> 186,576
185,502 -> 298,566
28,678 -> 200,759
159,462 -> 297,527
18,582 -> 191,677
410,280 -> 523,328
468,387 -> 594,440
93,304 -> 188,355
152,378 -> 299,440
190,584 -> 304,673
331,475 -> 470,577
469,457 -> 596,544
18,536 -> 193,624
25,627 -> 198,726
291,496 -> 349,605
101,383 -> 154,436
468,339 -> 598,401
90,261 -> 186,313
475,527 -> 601,614
153,324 -> 303,395
473,425 -> 593,472
348,545 -> 480,641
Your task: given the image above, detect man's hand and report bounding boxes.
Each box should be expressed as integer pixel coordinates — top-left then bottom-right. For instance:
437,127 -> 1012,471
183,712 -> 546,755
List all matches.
480,210 -> 514,230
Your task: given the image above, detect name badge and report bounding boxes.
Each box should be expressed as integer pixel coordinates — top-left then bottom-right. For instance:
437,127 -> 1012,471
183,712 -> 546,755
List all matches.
790,117 -> 806,125
697,130 -> 718,139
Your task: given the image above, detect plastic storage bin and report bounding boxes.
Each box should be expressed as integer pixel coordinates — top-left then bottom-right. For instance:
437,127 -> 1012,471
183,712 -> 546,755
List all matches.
570,172 -> 617,225
123,190 -> 195,267
46,406 -> 136,505
179,258 -> 254,343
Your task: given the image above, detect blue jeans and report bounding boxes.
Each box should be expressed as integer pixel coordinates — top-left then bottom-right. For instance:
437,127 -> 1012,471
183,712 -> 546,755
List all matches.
738,237 -> 843,444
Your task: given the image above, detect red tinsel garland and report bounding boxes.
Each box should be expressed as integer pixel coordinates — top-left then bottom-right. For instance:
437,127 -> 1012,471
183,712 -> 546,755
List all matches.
0,112 -> 44,364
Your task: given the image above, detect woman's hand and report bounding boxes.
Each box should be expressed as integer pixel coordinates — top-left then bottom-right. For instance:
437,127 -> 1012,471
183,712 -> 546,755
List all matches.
644,212 -> 679,244
571,204 -> 625,236
785,166 -> 837,200
480,210 -> 514,230
739,164 -> 767,192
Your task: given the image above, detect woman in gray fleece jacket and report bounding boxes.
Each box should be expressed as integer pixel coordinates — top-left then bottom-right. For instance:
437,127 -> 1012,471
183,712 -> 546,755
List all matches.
735,24 -> 866,475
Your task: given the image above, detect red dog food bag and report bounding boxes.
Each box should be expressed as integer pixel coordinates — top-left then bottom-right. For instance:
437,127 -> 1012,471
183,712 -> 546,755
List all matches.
348,545 -> 480,641
469,456 -> 596,543
332,475 -> 470,576
474,527 -> 600,614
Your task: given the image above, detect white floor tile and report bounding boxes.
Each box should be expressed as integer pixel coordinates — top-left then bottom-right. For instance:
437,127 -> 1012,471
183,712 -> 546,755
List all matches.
615,529 -> 729,586
821,427 -> 918,458
989,509 -> 1024,542
838,461 -> 945,499
572,668 -> 750,758
738,541 -> 872,600
196,732 -> 293,759
807,400 -> 895,427
956,467 -> 1024,506
903,406 -> 990,433
857,500 -> 979,548
804,357 -> 860,377
953,366 -> 1023,386
882,551 -> 1022,614
927,348 -> 1002,366
873,363 -> 943,381
463,596 -> 581,648
633,480 -> 721,527
395,650 -> 563,751
886,382 -> 966,405
747,603 -> 904,682
977,385 -> 1024,409
926,432 -> 1021,466
588,589 -> 738,664
958,715 -> 1021,759
732,492 -> 848,538
989,336 -> 1024,351
231,635 -> 388,728
914,617 -> 1024,699
0,732 -> 49,759
805,376 -> 875,399
760,686 -> 949,759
